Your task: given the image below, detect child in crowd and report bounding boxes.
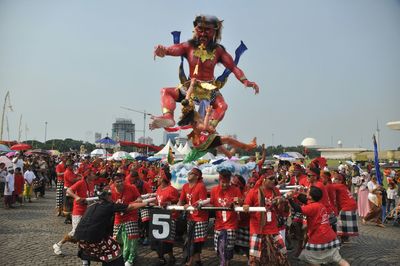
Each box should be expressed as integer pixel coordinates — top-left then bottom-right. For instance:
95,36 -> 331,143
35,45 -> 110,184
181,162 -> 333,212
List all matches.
387,182 -> 398,215
13,167 -> 24,206
4,169 -> 15,209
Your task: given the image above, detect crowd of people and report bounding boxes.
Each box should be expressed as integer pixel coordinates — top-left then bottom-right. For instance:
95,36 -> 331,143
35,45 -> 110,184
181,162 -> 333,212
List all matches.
0,152 -> 57,208
1,150 -> 400,266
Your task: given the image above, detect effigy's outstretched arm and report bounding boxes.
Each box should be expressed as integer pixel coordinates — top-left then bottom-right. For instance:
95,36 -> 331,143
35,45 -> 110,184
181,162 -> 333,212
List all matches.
220,50 -> 260,94
154,43 -> 189,58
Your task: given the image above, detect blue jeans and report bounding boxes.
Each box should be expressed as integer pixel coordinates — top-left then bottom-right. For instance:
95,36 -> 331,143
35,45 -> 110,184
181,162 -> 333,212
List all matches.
382,205 -> 387,222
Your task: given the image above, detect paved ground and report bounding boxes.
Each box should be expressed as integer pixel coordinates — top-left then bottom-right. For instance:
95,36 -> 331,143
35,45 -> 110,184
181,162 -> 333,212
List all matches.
0,190 -> 399,266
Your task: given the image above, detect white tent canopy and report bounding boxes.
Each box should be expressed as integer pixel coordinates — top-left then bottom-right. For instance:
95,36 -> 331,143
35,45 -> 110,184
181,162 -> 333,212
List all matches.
180,142 -> 192,155
177,143 -> 184,153
155,139 -> 182,158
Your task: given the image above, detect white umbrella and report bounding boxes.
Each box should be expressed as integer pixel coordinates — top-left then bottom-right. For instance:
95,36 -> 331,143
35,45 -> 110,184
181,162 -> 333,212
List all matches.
0,156 -> 13,170
112,151 -> 130,161
285,152 -> 305,159
90,149 -> 107,157
129,152 -> 142,159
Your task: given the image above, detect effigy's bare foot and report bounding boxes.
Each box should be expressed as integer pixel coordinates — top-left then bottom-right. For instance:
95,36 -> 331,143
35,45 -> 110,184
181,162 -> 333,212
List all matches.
149,115 -> 175,130
246,137 -> 257,151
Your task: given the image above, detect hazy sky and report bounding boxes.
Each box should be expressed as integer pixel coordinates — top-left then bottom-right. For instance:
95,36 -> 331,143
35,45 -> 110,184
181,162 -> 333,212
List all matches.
1,0 -> 399,150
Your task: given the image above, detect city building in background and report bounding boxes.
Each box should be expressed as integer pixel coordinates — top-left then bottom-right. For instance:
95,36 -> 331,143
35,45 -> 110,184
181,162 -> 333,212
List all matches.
112,118 -> 135,142
138,136 -> 154,145
94,132 -> 102,142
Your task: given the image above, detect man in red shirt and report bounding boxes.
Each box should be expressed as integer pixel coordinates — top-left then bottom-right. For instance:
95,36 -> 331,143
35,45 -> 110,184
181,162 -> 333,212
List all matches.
231,174 -> 250,257
305,168 -> 336,231
210,170 -> 243,266
55,156 -> 66,216
178,167 -> 209,266
152,167 -> 179,265
127,169 -> 152,246
331,173 -> 358,242
53,168 -> 96,258
111,173 -> 142,266
288,186 -> 350,266
243,172 -> 289,266
63,161 -> 81,224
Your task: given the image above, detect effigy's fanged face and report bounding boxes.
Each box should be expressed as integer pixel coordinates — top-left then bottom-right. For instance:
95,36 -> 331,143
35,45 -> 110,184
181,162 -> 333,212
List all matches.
194,26 -> 215,45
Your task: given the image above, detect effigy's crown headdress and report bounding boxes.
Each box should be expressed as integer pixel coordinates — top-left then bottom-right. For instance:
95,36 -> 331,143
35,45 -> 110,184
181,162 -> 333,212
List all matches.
193,15 -> 223,30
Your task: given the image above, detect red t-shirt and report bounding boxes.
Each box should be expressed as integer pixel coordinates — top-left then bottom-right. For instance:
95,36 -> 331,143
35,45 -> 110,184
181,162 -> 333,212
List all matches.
179,181 -> 209,222
298,174 -> 309,187
331,183 -> 357,211
238,190 -> 250,227
93,177 -> 108,187
326,183 -> 338,215
287,176 -> 296,186
111,183 -> 141,224
14,173 -> 24,194
128,178 -> 152,195
156,185 -> 180,220
64,168 -> 79,188
56,163 -> 66,181
301,202 -> 337,244
311,181 -> 334,214
210,185 -> 243,230
78,162 -> 89,175
69,179 -> 95,216
244,187 -> 281,235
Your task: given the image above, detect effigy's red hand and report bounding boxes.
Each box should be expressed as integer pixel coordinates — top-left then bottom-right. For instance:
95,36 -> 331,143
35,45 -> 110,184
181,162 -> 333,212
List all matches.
243,80 -> 260,94
154,45 -> 167,59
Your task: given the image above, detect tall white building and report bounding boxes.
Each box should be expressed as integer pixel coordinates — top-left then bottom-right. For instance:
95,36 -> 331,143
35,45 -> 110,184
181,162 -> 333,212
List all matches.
112,118 -> 135,142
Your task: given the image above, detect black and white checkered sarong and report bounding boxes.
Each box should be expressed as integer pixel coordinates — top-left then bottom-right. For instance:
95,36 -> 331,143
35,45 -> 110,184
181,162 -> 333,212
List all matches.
305,238 -> 341,251
214,229 -> 236,251
337,210 -> 358,237
140,208 -> 150,222
56,180 -> 64,208
113,221 -> 140,240
235,227 -> 250,247
187,221 -> 208,243
164,219 -> 176,243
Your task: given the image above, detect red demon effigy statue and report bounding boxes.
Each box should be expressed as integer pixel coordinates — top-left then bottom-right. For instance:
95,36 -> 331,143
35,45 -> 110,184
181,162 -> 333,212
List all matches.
150,15 -> 259,130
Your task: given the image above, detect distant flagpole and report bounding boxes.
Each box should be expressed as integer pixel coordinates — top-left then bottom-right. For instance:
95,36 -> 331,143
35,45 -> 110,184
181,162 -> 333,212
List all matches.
373,134 -> 382,185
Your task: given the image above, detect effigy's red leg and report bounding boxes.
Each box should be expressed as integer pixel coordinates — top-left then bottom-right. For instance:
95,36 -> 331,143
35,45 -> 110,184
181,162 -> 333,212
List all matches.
149,87 -> 179,130
210,94 -> 228,127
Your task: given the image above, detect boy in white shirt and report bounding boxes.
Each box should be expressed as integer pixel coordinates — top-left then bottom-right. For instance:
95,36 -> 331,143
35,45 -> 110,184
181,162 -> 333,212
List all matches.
4,169 -> 15,209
